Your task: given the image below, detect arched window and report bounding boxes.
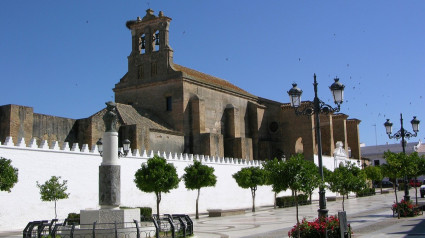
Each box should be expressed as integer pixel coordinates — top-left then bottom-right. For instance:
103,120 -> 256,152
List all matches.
154,30 -> 160,51
139,33 -> 146,54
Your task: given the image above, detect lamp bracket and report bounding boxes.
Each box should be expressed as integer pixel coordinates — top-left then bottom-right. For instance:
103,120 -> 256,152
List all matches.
293,99 -> 341,116
387,128 -> 417,140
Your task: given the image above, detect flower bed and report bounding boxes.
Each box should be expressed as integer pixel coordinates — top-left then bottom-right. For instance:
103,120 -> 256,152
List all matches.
392,199 -> 422,217
288,215 -> 351,238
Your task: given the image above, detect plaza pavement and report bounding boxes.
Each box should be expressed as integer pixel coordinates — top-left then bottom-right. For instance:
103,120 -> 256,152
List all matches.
1,188 -> 424,238
191,188 -> 425,238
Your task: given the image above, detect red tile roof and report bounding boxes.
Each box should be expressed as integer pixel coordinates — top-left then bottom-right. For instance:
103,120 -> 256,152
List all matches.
172,64 -> 256,98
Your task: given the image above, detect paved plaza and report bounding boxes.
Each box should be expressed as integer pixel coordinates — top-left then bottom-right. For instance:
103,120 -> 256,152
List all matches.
1,189 -> 424,238
191,188 -> 425,238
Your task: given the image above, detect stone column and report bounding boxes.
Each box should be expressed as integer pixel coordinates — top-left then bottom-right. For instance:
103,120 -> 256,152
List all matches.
99,101 -> 120,209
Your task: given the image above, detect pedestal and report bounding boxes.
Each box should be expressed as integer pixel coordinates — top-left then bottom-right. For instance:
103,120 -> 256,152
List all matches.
80,208 -> 140,228
99,165 -> 120,208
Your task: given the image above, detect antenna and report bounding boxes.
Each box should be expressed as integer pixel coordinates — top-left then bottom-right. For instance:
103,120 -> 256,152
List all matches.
372,124 -> 378,146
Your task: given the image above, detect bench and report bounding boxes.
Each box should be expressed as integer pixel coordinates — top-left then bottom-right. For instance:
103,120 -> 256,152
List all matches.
327,196 -> 337,202
207,209 -> 245,217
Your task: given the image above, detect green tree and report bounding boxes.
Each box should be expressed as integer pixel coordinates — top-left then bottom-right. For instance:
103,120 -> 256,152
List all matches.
134,155 -> 180,218
182,160 -> 217,219
364,165 -> 383,193
266,154 -> 321,238
0,157 -> 18,193
327,161 -> 366,211
263,158 -> 283,209
302,160 -> 321,203
382,151 -> 405,206
232,166 -> 267,212
407,152 -> 425,205
36,176 -> 69,219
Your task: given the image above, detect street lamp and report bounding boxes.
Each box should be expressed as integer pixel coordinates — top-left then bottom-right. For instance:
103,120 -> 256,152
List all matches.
96,138 -> 131,157
288,73 -> 345,219
384,114 -> 420,201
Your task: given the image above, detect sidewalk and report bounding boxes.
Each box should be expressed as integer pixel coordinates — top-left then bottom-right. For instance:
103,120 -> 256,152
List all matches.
192,189 -> 425,238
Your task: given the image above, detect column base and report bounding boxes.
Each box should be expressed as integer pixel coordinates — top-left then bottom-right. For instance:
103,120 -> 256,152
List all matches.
80,208 -> 140,228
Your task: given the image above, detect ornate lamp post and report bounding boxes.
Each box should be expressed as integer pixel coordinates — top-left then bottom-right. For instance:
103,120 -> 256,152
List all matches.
288,74 -> 345,219
384,114 -> 420,201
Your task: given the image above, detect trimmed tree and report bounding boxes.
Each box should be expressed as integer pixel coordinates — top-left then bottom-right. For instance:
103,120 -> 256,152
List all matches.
0,157 -> 18,193
183,160 -> 217,219
327,161 -> 366,211
407,152 -> 425,205
134,155 -> 180,218
232,166 -> 267,212
37,176 -> 69,219
263,158 -> 283,209
364,165 -> 383,193
266,154 -> 321,238
382,151 -> 405,206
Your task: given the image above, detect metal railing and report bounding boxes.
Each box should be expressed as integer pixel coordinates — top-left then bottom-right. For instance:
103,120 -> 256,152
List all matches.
23,215 -> 193,238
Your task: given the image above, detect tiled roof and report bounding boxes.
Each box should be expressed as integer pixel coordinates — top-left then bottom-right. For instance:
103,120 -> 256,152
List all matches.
116,103 -> 177,134
172,64 -> 256,98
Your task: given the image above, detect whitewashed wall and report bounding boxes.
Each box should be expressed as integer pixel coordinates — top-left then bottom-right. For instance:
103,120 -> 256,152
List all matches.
0,136 -> 343,231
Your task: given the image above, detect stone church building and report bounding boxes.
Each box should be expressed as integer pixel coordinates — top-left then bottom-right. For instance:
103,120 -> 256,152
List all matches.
0,9 -> 361,161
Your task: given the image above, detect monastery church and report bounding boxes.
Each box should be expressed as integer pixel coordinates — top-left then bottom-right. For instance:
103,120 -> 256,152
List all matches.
0,9 -> 361,161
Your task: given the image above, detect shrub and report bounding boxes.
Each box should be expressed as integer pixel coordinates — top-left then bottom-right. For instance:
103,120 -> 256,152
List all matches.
139,207 -> 152,220
66,213 -> 80,225
276,194 -> 310,208
288,215 -> 351,238
392,199 -> 420,217
356,187 -> 375,197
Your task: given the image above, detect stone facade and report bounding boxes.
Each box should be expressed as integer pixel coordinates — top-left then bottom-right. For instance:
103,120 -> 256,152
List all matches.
0,9 -> 362,161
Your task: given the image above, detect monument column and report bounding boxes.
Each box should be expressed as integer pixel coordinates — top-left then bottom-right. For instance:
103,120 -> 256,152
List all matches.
99,101 -> 120,209
80,101 -> 139,226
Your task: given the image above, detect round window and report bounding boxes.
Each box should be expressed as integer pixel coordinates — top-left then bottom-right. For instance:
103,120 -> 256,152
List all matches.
269,122 -> 279,133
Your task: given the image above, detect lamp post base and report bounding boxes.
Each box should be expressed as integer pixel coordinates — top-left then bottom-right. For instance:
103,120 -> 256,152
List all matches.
318,208 -> 329,219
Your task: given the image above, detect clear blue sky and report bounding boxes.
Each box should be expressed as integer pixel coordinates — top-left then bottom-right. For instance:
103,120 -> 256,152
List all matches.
1,1 -> 424,147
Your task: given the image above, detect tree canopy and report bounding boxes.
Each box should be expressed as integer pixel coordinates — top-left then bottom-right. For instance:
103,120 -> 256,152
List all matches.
382,151 -> 406,205
364,165 -> 383,192
326,161 -> 366,211
233,166 -> 267,212
0,157 -> 18,193
183,160 -> 217,219
37,176 -> 69,219
134,155 -> 180,218
265,153 -> 321,235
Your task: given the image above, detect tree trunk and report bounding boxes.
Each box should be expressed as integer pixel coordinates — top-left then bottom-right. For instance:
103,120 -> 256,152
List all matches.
342,194 -> 345,211
196,189 -> 200,219
274,192 -> 277,209
251,187 -> 256,212
295,191 -> 300,238
309,192 -> 312,204
54,200 -> 57,219
156,192 -> 161,219
394,182 -> 400,219
380,181 -> 383,194
415,177 -> 418,205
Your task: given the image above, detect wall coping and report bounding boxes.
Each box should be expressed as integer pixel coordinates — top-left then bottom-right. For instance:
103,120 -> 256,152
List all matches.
0,136 -> 261,166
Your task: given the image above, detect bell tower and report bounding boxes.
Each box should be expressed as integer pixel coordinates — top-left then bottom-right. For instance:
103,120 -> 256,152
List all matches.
116,9 -> 174,88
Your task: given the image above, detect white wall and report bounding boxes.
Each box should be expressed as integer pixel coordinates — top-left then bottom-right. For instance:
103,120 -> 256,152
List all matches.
0,136 -> 339,231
